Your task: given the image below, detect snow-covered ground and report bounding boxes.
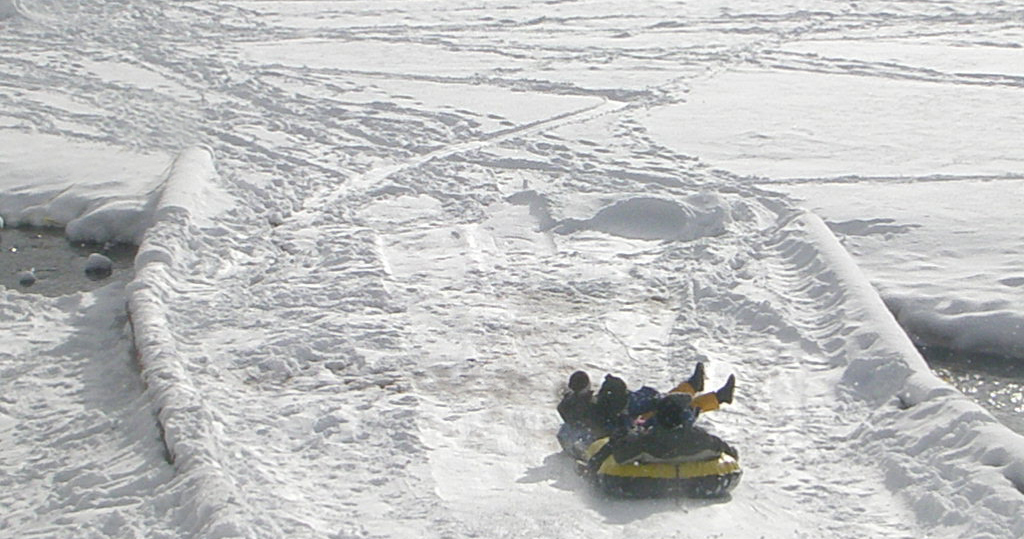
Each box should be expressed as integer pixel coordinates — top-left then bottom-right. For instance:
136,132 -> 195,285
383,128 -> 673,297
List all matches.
2,0 -> 1024,538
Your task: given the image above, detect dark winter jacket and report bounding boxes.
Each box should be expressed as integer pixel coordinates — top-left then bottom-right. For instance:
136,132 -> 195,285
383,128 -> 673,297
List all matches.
557,388 -> 594,425
610,423 -> 738,464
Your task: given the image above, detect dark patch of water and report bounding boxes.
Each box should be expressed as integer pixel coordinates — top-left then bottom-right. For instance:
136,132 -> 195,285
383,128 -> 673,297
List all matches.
917,344 -> 1024,436
0,226 -> 137,296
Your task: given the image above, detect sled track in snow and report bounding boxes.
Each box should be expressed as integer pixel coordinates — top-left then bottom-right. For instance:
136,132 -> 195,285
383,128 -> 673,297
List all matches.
621,204 -> 925,537
738,213 -> 922,537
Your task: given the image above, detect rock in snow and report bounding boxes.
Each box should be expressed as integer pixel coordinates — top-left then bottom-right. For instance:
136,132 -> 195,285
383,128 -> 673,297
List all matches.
84,253 -> 113,279
16,269 -> 36,286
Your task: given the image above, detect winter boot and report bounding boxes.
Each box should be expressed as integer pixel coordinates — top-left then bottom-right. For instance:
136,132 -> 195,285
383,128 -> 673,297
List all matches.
716,374 -> 736,405
687,362 -> 706,393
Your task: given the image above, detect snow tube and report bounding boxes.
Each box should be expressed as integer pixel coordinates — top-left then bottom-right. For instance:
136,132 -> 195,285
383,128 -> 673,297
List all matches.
582,437 -> 742,499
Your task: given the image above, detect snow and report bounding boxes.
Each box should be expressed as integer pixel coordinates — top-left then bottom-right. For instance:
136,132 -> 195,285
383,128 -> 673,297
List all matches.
638,12 -> 1024,368
0,131 -> 170,244
781,180 -> 1024,363
552,194 -> 732,242
644,69 -> 1024,179
0,0 -> 15,19
2,0 -> 1024,538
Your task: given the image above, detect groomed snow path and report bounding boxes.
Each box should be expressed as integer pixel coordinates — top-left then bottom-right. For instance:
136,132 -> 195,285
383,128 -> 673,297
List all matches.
4,0 -> 1024,538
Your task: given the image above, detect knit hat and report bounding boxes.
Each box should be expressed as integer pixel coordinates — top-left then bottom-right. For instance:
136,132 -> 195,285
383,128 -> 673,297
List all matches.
568,370 -> 590,392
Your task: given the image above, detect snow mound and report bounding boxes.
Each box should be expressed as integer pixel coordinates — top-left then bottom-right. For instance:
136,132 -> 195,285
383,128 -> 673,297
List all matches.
888,296 -> 1024,360
62,146 -> 232,245
555,193 -> 731,241
0,132 -> 171,244
4,186 -> 151,243
66,198 -> 155,245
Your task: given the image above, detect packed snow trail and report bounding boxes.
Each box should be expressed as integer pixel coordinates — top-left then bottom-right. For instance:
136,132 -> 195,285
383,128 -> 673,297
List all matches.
4,0 -> 1024,538
132,143 -> 938,538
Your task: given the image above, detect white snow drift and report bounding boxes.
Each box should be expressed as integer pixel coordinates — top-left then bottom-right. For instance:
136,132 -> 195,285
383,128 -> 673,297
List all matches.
2,1 -> 1024,538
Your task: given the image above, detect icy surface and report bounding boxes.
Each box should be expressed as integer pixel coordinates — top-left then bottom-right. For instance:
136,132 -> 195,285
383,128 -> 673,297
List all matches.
2,1 -> 1024,538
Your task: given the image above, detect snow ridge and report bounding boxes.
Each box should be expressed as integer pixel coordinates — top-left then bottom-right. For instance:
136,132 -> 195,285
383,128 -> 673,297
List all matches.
785,213 -> 929,396
782,213 -> 1024,538
126,148 -> 254,539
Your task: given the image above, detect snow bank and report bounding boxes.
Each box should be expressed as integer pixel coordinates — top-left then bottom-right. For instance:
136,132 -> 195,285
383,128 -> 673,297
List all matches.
68,146 -> 230,243
2,185 -> 155,244
792,213 -> 1024,537
0,132 -> 170,244
793,213 -> 930,392
126,147 -> 250,538
65,198 -> 155,245
781,179 -> 1024,369
888,295 -> 1024,360
151,147 -> 235,227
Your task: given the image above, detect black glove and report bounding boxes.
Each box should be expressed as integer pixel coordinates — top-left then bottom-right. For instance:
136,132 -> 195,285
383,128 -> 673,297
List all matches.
585,440 -> 617,476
